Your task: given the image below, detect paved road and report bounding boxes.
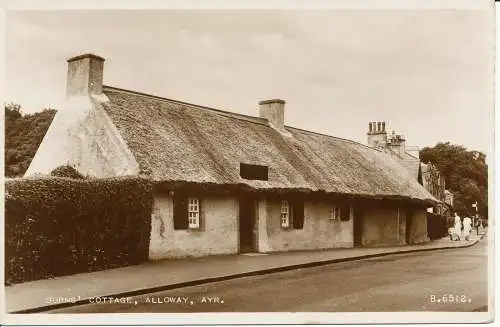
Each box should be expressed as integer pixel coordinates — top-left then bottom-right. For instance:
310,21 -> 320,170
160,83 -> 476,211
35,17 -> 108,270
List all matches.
48,239 -> 488,313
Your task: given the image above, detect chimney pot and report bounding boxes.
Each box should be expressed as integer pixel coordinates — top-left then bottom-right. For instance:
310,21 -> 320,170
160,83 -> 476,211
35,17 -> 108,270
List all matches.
368,122 -> 372,133
259,99 -> 286,132
66,53 -> 105,97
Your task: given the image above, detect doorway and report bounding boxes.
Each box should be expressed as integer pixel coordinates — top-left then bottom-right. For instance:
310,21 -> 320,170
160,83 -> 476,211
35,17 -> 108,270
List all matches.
405,207 -> 414,244
353,206 -> 364,247
239,195 -> 257,253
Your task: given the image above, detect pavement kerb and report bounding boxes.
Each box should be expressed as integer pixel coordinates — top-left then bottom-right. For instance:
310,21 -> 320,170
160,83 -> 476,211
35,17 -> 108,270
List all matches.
10,237 -> 482,314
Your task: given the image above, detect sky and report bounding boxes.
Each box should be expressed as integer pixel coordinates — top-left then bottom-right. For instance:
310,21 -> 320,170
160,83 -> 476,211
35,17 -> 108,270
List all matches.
5,8 -> 494,157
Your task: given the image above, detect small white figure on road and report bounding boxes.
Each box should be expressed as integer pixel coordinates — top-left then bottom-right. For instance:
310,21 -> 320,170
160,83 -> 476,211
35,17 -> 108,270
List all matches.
463,216 -> 472,241
453,213 -> 462,241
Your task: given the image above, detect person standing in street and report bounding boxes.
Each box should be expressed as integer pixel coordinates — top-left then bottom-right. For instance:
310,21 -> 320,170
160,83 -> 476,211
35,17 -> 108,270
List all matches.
453,212 -> 462,241
463,215 -> 472,241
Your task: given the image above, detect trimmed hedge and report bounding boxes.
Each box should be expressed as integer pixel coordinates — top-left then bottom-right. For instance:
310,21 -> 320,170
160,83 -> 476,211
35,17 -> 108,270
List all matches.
50,164 -> 86,179
427,212 -> 448,240
5,176 -> 153,285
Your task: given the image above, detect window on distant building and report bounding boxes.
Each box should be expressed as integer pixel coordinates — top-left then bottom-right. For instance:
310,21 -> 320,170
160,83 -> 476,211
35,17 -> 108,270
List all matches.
174,194 -> 202,230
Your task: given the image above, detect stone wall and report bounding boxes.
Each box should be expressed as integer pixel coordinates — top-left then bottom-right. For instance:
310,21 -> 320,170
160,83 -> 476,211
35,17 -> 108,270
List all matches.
149,194 -> 239,260
408,209 -> 430,244
362,206 -> 406,246
259,199 -> 353,252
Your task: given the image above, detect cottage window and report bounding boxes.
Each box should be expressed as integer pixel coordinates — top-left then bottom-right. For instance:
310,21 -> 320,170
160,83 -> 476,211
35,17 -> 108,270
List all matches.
280,198 -> 305,229
330,207 -> 341,220
188,198 -> 200,229
281,200 -> 290,228
173,194 -> 202,230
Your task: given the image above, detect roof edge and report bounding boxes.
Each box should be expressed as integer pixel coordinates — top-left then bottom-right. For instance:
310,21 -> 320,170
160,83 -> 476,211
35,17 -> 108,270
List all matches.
150,179 -> 437,206
102,85 -> 270,126
286,126 -> 385,153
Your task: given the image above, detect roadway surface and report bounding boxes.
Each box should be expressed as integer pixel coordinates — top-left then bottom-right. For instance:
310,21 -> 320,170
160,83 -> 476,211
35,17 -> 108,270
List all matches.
47,238 -> 488,313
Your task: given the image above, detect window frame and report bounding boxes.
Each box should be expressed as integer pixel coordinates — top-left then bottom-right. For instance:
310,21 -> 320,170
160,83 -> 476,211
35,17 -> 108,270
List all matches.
330,204 -> 351,222
329,206 -> 341,220
280,197 -> 305,230
173,193 -> 203,231
187,197 -> 201,229
281,200 -> 291,228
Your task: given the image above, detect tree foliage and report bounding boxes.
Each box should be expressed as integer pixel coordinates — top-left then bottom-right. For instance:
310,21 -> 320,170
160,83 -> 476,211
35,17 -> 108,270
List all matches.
420,142 -> 488,218
5,103 -> 56,177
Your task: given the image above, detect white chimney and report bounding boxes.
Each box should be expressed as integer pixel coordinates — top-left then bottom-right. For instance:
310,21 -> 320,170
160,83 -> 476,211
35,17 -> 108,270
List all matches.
367,121 -> 387,148
387,132 -> 407,157
66,53 -> 105,97
259,99 -> 287,133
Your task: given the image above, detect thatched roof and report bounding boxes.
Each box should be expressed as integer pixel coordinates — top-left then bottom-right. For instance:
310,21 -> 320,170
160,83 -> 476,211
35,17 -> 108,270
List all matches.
381,147 -> 421,179
101,86 -> 437,205
396,159 -> 421,179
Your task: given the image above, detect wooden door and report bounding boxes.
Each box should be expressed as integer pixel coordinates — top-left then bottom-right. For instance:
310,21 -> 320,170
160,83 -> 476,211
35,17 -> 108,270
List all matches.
239,195 -> 256,253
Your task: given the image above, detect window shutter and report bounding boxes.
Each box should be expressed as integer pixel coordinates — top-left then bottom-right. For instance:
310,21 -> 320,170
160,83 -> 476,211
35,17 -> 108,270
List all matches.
173,193 -> 188,230
293,199 -> 305,229
340,205 -> 351,221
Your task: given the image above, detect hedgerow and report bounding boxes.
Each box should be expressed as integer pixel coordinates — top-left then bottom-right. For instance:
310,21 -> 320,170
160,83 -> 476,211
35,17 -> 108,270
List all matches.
50,164 -> 86,179
5,176 -> 153,285
426,212 -> 448,240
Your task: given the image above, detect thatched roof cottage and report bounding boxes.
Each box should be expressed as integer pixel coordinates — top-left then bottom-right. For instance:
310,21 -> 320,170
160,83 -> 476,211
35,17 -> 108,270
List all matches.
26,54 -> 437,259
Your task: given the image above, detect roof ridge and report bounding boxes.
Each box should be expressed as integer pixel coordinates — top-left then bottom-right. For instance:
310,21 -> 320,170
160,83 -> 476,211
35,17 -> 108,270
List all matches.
102,84 -> 380,153
286,126 -> 383,152
102,85 -> 269,126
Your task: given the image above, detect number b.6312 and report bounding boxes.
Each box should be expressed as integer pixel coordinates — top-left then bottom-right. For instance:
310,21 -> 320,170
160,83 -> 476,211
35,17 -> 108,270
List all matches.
430,294 -> 470,303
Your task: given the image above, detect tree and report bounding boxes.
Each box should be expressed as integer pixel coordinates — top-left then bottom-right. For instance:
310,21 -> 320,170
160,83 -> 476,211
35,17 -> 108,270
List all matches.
420,142 -> 488,219
4,103 -> 57,177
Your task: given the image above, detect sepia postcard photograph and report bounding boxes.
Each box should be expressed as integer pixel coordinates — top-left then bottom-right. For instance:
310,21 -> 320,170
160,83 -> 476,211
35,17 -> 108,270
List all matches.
1,0 -> 496,325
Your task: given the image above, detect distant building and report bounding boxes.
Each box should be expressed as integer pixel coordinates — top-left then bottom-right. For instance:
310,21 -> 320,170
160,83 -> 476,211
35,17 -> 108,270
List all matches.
421,163 -> 450,216
366,121 -> 453,217
444,190 -> 454,208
